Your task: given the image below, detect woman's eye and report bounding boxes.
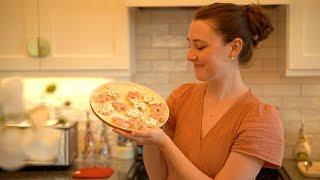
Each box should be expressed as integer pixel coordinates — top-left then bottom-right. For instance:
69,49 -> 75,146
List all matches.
197,46 -> 205,50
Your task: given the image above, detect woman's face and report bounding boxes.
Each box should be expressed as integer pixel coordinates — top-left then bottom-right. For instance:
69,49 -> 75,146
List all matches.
187,20 -> 233,81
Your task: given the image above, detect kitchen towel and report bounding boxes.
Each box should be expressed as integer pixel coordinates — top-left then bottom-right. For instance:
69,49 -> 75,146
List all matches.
72,167 -> 113,179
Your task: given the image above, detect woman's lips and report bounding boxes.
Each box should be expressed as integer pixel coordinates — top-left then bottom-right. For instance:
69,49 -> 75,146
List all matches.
194,64 -> 204,68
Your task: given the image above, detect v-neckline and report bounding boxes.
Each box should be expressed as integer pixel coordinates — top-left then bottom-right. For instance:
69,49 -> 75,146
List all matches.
199,83 -> 251,144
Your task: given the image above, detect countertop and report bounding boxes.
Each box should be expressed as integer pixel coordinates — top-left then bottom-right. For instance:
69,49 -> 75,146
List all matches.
1,158 -> 318,180
0,158 -> 134,180
280,159 -> 319,180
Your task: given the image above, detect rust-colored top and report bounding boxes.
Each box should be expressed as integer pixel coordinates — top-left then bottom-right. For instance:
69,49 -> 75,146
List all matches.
165,83 -> 284,179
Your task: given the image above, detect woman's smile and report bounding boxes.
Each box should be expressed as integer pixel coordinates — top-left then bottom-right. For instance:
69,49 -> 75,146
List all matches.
194,64 -> 205,69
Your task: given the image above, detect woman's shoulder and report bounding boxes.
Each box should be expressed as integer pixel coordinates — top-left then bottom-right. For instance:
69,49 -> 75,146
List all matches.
166,82 -> 206,110
242,92 -> 280,123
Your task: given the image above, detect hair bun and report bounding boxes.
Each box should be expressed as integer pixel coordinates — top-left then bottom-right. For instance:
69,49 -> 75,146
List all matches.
245,4 -> 273,47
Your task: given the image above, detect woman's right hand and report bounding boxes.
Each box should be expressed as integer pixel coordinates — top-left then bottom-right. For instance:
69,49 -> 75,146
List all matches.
112,128 -> 170,149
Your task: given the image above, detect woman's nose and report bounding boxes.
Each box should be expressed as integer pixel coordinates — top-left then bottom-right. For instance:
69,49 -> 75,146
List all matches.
187,49 -> 197,62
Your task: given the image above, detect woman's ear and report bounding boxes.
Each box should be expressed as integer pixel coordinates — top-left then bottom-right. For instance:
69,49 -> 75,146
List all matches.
229,38 -> 243,58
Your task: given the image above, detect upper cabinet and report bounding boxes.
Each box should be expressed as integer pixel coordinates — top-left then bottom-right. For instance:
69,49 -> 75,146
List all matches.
39,0 -> 131,71
286,0 -> 320,76
0,0 -> 131,72
124,0 -> 291,7
0,0 -> 39,71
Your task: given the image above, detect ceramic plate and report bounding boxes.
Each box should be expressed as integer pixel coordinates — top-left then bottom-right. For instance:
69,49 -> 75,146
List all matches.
90,82 -> 169,132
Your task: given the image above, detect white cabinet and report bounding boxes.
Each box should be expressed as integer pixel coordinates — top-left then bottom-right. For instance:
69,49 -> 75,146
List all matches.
0,0 -> 39,71
286,0 -> 320,76
39,0 -> 131,71
0,0 -> 131,72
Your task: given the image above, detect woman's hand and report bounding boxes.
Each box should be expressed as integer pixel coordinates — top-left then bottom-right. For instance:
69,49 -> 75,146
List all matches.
112,128 -> 169,148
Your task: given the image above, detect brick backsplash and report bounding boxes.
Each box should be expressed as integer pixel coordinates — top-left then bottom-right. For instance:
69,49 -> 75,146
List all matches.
133,7 -> 320,160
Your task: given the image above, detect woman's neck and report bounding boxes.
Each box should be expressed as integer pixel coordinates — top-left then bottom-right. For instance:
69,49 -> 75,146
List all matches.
206,70 -> 248,100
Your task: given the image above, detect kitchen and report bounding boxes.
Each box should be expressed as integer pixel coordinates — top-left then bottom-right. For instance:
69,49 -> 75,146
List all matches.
0,0 -> 320,179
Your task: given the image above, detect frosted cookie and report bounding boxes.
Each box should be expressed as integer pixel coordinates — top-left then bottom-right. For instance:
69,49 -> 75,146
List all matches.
112,116 -> 130,129
99,102 -> 115,116
150,103 -> 166,122
141,116 -> 158,128
142,94 -> 157,105
112,101 -> 128,112
127,91 -> 143,102
129,99 -> 146,111
129,118 -> 147,130
127,108 -> 142,118
106,87 -> 120,99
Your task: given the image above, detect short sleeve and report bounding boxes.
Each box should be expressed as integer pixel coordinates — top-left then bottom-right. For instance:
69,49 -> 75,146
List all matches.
231,103 -> 284,168
164,83 -> 194,133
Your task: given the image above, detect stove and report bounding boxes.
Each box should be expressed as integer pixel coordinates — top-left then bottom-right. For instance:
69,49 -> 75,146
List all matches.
126,145 -> 148,180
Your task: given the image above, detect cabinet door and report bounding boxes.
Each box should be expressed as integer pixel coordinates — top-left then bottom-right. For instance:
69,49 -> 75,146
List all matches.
287,0 -> 320,76
0,0 -> 39,71
39,0 -> 131,71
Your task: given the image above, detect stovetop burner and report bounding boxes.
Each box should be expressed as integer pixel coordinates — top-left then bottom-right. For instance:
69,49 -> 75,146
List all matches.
126,145 -> 148,180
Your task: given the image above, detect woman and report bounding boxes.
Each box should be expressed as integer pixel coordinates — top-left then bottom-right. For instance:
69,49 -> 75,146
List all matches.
114,3 -> 284,180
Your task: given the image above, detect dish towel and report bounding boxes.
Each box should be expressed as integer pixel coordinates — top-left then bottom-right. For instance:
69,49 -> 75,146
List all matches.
72,167 -> 114,179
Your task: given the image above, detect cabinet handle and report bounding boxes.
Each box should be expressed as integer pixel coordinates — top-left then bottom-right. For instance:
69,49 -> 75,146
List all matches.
27,38 -> 39,57
27,37 -> 50,58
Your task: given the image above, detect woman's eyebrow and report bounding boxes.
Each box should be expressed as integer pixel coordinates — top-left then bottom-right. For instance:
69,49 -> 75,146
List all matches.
186,38 -> 207,43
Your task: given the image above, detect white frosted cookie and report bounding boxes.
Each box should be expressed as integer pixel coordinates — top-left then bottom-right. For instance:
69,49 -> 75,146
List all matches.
100,102 -> 115,116
129,99 -> 146,111
142,94 -> 158,105
127,108 -> 142,118
106,87 -> 120,98
141,116 -> 158,128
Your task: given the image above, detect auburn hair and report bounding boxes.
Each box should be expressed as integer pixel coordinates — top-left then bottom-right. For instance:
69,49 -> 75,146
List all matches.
194,3 -> 273,65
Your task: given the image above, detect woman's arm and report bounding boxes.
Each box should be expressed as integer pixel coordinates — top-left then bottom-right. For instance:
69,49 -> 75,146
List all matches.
143,145 -> 167,180
160,135 -> 264,180
142,126 -> 175,180
114,128 -> 263,180
214,151 -> 264,180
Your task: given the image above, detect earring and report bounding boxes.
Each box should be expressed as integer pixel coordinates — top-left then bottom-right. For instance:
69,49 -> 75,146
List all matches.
231,56 -> 235,61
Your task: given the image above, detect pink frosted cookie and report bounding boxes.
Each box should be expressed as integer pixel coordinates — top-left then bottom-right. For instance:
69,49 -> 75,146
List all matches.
149,103 -> 166,122
112,101 -> 128,112
112,116 -> 130,129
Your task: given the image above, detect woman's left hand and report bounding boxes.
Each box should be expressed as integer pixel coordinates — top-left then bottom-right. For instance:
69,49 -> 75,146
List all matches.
112,128 -> 169,148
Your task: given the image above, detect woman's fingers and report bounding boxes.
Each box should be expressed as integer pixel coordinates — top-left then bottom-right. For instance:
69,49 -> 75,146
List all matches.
112,128 -> 133,138
112,128 -> 150,140
132,128 -> 162,137
112,128 -> 164,146
132,129 -> 152,137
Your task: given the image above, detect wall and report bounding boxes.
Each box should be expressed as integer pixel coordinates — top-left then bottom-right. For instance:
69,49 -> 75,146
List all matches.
133,6 -> 320,160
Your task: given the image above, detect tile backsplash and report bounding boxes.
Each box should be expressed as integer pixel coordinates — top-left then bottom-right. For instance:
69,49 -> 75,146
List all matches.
132,6 -> 320,160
